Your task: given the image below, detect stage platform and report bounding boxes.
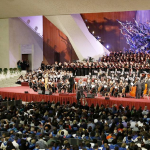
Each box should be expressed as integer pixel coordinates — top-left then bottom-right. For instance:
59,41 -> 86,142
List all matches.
0,86 -> 150,109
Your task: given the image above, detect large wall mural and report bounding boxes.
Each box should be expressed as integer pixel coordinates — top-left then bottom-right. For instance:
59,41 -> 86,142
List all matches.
81,11 -> 136,52
43,16 -> 78,65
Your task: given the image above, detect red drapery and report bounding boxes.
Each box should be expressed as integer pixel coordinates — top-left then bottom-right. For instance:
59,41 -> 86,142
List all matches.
0,91 -> 149,109
0,91 -> 76,104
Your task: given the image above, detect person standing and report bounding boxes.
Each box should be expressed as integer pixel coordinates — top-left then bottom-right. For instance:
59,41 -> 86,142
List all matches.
135,79 -> 142,99
41,61 -> 45,71
45,73 -> 48,91
69,75 -> 75,93
146,75 -> 150,96
141,79 -> 145,97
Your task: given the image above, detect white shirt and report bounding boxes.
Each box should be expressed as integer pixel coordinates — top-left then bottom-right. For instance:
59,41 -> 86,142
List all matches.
12,140 -> 19,149
137,121 -> 143,127
130,121 -> 136,128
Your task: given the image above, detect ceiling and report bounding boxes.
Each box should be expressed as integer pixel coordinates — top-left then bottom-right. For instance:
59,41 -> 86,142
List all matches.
0,0 -> 150,18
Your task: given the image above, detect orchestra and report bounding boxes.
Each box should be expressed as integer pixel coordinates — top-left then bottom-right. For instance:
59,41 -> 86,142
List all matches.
16,51 -> 150,98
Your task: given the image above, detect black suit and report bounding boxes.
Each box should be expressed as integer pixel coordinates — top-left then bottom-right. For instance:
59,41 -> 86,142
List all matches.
57,82 -> 62,93
146,79 -> 150,95
76,90 -> 81,104
141,80 -> 145,97
69,77 -> 74,93
135,81 -> 142,99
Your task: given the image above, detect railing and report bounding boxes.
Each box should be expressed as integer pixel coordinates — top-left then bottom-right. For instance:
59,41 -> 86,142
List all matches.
18,17 -> 43,39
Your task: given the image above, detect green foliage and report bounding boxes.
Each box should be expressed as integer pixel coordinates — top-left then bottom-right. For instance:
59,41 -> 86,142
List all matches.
89,57 -> 94,62
83,58 -> 88,62
9,68 -> 13,74
13,68 -> 17,73
0,68 -> 2,74
18,68 -> 22,72
3,68 -> 8,75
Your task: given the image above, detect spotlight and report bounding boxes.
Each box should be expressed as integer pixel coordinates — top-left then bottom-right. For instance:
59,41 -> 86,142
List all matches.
92,31 -> 95,34
87,26 -> 89,29
35,26 -> 38,31
106,45 -> 109,48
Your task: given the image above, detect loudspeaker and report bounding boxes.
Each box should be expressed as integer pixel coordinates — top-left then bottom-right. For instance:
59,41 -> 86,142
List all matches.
24,91 -> 28,93
45,90 -> 52,95
87,94 -> 95,98
105,96 -> 110,100
38,90 -> 42,94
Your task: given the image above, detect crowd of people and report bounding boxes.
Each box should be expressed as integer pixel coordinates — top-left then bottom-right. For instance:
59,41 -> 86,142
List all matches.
17,60 -> 29,71
16,51 -> 150,99
0,99 -> 150,150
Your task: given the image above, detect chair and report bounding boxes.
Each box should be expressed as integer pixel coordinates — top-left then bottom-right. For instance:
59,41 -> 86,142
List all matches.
15,99 -> 22,105
1,102 -> 7,107
68,138 -> 78,146
8,101 -> 15,106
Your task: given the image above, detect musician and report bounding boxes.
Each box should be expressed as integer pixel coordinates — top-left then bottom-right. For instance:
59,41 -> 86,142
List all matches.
29,79 -> 32,88
62,79 -> 69,93
86,77 -> 91,93
41,61 -> 45,71
113,82 -> 119,97
69,75 -> 75,93
84,62 -> 89,75
146,75 -> 150,95
58,62 -> 62,71
101,81 -> 109,96
91,82 -> 96,94
76,87 -> 84,104
51,81 -> 57,93
76,63 -> 81,76
135,78 -> 142,99
54,61 -> 59,72
141,79 -> 146,97
118,81 -> 124,93
57,80 -> 63,93
41,83 -> 45,94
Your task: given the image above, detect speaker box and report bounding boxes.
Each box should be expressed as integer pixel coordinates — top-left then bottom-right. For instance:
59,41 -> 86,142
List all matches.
24,91 -> 28,93
87,94 -> 95,98
45,90 -> 52,95
105,96 -> 110,100
38,90 -> 42,94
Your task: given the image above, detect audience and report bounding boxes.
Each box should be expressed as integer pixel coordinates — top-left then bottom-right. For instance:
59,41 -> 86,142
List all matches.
0,97 -> 149,149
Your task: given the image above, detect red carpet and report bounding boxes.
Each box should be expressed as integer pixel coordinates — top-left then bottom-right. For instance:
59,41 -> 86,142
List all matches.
0,86 -> 150,109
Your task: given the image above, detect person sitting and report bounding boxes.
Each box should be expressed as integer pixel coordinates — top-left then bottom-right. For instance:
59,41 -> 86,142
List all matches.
109,139 -> 119,150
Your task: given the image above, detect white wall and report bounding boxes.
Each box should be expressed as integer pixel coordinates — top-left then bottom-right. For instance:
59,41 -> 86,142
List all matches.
0,19 -> 9,68
71,14 -> 110,59
20,16 -> 43,37
9,18 -> 43,70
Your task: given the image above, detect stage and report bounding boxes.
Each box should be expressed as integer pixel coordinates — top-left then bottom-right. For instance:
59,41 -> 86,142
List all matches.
0,86 -> 150,109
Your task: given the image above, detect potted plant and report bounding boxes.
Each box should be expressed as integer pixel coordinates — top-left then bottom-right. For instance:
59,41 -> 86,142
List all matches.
3,68 -> 8,75
9,68 -> 13,74
0,68 -> 2,74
